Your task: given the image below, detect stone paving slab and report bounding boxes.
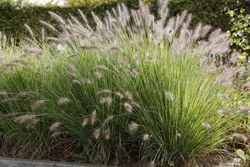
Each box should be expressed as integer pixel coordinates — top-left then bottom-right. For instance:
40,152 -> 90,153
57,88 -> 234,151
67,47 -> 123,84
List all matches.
0,157 -> 110,167
0,156 -> 244,167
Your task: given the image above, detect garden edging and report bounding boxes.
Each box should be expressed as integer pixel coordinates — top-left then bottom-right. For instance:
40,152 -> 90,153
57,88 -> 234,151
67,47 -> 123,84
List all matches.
0,157 -> 110,167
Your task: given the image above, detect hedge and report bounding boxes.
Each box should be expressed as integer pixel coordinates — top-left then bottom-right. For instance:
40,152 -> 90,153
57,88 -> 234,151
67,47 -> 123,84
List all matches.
0,0 -> 232,40
167,0 -> 229,30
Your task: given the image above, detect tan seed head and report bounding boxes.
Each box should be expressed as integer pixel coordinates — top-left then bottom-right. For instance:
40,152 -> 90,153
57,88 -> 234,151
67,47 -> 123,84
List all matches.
57,97 -> 70,105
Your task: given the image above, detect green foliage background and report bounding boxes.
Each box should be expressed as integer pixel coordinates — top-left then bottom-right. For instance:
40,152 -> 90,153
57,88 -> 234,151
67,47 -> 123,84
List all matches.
0,0 -> 228,38
0,0 -> 139,40
163,0 -> 229,30
0,0 -> 249,40
225,0 -> 250,60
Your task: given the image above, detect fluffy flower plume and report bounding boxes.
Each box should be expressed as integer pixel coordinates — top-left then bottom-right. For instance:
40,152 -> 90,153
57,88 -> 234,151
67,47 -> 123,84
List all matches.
57,97 -> 70,105
49,122 -> 61,132
128,121 -> 139,133
14,114 -> 39,127
90,110 -> 97,125
45,0 -> 230,62
93,128 -> 101,139
31,100 -> 45,110
100,97 -> 113,106
124,102 -> 133,113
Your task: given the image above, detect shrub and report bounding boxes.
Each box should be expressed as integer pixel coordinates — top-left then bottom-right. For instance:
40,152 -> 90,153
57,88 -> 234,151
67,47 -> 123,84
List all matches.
0,0 -> 239,166
226,6 -> 250,62
148,0 -> 229,30
0,0 -> 233,41
67,0 -> 125,7
0,0 -> 139,41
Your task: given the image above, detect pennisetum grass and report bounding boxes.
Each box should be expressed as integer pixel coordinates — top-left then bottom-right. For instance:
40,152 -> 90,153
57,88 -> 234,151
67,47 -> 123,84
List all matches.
0,0 -> 243,166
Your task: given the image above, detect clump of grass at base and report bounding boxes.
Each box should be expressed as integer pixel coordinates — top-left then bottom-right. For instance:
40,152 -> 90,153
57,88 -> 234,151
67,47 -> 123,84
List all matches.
0,0 -> 239,166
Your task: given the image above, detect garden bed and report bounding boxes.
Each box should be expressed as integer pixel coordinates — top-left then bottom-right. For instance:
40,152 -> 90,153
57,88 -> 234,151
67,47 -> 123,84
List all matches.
0,0 -> 250,166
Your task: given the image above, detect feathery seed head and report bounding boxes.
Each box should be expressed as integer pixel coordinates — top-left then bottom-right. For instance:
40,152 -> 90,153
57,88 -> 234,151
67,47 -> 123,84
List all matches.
124,102 -> 133,113
26,118 -> 40,128
94,65 -> 109,71
24,48 -> 43,55
14,114 -> 38,126
100,97 -> 113,106
134,53 -> 140,65
109,46 -> 123,52
49,122 -> 61,132
31,100 -> 45,110
72,79 -> 81,85
2,98 -> 20,103
83,78 -> 92,85
176,131 -> 181,137
102,115 -> 114,126
239,106 -> 250,116
68,64 -> 77,73
124,91 -> 133,100
104,129 -> 110,140
217,109 -> 230,116
96,89 -> 112,95
131,101 -> 141,108
80,45 -> 99,50
120,58 -> 131,69
201,122 -> 212,129
129,69 -> 139,77
57,44 -> 65,52
128,121 -> 138,133
49,11 -> 66,25
57,97 -> 70,105
43,0 -> 230,61
149,160 -> 155,167
51,131 -> 61,137
146,53 -> 154,61
143,133 -> 150,141
40,20 -> 58,32
0,91 -> 7,96
165,91 -> 175,101
94,71 -> 103,79
93,128 -> 101,139
218,94 -> 230,101
91,110 -> 97,125
12,60 -> 30,67
24,24 -> 34,37
116,92 -> 124,100
82,117 -> 89,127
5,63 -> 17,68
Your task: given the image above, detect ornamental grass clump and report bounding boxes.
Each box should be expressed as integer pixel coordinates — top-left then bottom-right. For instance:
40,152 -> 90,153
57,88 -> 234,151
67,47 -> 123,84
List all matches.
0,0 -> 240,166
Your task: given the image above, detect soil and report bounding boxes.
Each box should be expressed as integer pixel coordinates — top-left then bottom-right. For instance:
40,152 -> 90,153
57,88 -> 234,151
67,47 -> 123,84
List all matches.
185,154 -> 244,167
